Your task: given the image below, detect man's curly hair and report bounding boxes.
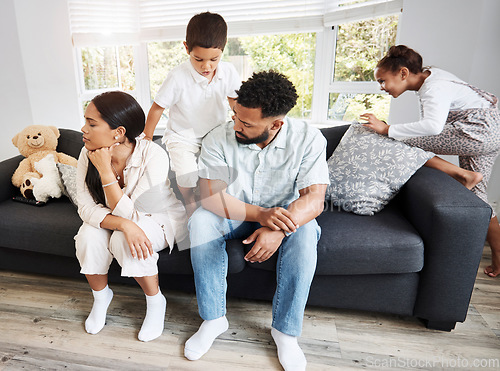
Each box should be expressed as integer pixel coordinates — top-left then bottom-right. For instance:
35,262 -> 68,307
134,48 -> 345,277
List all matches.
236,71 -> 298,118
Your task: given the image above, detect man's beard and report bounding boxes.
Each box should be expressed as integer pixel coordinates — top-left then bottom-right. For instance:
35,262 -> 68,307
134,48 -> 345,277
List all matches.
235,129 -> 270,145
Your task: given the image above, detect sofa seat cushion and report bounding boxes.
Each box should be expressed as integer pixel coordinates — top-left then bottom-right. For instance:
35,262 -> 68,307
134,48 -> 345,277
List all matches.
0,197 -> 81,257
242,202 -> 424,276
157,239 -> 246,275
315,202 -> 424,275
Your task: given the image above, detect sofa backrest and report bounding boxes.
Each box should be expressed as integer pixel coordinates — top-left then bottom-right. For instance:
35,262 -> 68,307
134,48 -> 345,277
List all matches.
58,129 -> 84,159
57,125 -> 351,164
320,125 -> 349,159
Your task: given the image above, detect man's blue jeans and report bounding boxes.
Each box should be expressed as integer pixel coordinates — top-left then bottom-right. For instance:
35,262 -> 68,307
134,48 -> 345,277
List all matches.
188,207 -> 320,337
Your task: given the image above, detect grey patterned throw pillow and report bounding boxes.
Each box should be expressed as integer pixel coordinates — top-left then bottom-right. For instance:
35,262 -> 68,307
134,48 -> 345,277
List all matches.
326,123 -> 434,216
56,163 -> 77,207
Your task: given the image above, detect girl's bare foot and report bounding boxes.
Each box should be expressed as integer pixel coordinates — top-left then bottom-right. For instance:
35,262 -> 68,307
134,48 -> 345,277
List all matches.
485,217 -> 500,277
459,170 -> 483,190
484,246 -> 500,277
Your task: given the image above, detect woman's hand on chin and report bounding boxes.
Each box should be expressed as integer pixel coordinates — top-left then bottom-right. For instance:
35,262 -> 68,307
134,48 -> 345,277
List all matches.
87,144 -> 117,175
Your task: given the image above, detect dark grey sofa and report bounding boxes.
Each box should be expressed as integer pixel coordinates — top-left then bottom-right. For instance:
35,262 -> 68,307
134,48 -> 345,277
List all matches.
0,126 -> 491,331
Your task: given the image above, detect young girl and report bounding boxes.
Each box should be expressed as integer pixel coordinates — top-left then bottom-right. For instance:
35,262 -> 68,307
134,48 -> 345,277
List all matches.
361,45 -> 500,277
75,91 -> 188,341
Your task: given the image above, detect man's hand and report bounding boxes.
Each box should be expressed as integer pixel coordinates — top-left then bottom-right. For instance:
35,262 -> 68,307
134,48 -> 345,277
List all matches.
121,219 -> 153,260
256,207 -> 298,233
243,227 -> 284,263
360,113 -> 389,135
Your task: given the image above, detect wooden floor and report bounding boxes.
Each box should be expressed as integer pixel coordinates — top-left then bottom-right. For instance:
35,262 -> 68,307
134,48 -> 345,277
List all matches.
0,246 -> 499,371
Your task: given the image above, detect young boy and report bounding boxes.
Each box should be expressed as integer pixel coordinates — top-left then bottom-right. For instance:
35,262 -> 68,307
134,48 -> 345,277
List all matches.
143,12 -> 241,215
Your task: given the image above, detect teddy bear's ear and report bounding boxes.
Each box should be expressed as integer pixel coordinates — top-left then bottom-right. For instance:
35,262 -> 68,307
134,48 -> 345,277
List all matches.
12,133 -> 19,148
49,126 -> 60,139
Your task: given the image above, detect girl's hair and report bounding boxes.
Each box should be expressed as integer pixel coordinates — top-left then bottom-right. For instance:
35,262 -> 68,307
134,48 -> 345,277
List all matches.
185,12 -> 227,52
377,45 -> 424,74
85,91 -> 145,205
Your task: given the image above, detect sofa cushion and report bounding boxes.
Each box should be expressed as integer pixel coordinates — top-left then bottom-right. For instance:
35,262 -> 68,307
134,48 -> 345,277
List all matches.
0,196 -> 242,276
243,202 -> 424,276
315,202 -> 424,275
57,163 -> 77,205
0,197 -> 81,257
325,123 -> 433,216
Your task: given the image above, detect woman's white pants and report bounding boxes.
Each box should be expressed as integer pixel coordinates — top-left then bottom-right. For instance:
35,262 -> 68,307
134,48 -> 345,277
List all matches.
75,216 -> 168,277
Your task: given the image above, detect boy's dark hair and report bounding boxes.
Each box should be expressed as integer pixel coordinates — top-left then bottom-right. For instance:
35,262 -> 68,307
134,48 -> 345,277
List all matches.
185,12 -> 227,52
236,71 -> 298,118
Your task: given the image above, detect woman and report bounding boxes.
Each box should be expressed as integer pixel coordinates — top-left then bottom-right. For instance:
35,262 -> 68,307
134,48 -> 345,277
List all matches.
361,45 -> 500,277
75,91 -> 188,341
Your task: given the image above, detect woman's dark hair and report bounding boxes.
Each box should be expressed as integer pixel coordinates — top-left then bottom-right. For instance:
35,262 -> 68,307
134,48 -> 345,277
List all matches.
377,45 -> 424,74
85,91 -> 145,205
185,12 -> 227,52
236,71 -> 298,118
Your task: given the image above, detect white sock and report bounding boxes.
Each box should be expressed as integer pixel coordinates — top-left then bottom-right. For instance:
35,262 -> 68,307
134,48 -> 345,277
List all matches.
85,285 -> 113,335
271,327 -> 307,371
138,290 -> 167,342
184,316 -> 229,361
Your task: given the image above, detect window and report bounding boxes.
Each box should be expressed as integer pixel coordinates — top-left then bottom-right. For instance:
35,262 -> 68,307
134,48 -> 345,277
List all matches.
328,15 -> 399,122
144,33 -> 316,126
229,34 -> 316,120
70,0 -> 402,129
77,45 -> 137,110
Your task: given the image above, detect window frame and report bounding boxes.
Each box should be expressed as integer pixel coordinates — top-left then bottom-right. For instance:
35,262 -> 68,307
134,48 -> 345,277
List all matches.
74,16 -> 397,131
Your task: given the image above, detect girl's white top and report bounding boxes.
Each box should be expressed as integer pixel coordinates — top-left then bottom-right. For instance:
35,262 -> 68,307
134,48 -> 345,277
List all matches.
388,68 -> 493,139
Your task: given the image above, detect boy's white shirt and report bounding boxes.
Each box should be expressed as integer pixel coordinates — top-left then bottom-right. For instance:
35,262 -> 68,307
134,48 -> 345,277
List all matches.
154,60 -> 241,146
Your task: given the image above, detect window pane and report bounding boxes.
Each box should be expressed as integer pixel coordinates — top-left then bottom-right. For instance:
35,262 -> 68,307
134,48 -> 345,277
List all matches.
147,33 -> 316,120
82,100 -> 91,113
80,46 -> 135,92
328,93 -> 391,122
81,47 -> 119,90
147,41 -> 187,101
225,33 -> 316,120
334,15 -> 398,82
118,46 -> 136,91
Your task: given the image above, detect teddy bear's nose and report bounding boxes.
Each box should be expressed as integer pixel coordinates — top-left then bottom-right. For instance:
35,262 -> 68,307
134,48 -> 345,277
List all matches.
33,136 -> 38,139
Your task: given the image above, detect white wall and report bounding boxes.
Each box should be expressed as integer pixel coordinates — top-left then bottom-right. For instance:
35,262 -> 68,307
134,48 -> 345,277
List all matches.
0,0 -> 81,161
0,0 -> 33,160
391,0 -> 500,207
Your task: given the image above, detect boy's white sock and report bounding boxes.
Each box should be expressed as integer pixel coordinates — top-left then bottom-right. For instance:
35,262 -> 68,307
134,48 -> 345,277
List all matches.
85,285 -> 113,335
271,327 -> 307,371
138,290 -> 167,342
184,316 -> 229,361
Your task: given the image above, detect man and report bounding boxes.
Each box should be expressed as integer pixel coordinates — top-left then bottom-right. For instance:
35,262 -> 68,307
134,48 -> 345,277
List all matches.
184,71 -> 329,371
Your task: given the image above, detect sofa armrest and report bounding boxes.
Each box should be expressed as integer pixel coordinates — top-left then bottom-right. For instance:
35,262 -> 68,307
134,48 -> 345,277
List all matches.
0,155 -> 23,202
399,167 -> 491,328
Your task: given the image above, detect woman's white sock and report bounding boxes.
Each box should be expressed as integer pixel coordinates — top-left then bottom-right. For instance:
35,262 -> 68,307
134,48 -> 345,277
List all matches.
271,327 -> 307,371
184,316 -> 229,360
85,285 -> 113,335
138,290 -> 167,342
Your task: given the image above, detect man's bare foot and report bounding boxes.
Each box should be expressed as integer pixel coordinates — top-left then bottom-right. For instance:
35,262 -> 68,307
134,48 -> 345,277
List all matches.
459,170 -> 483,190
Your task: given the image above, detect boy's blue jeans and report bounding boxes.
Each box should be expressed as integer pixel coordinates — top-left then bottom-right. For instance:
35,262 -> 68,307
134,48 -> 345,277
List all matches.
188,207 -> 320,337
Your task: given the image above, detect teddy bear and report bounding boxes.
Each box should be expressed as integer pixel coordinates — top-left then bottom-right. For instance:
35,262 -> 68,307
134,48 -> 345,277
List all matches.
12,125 -> 78,201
